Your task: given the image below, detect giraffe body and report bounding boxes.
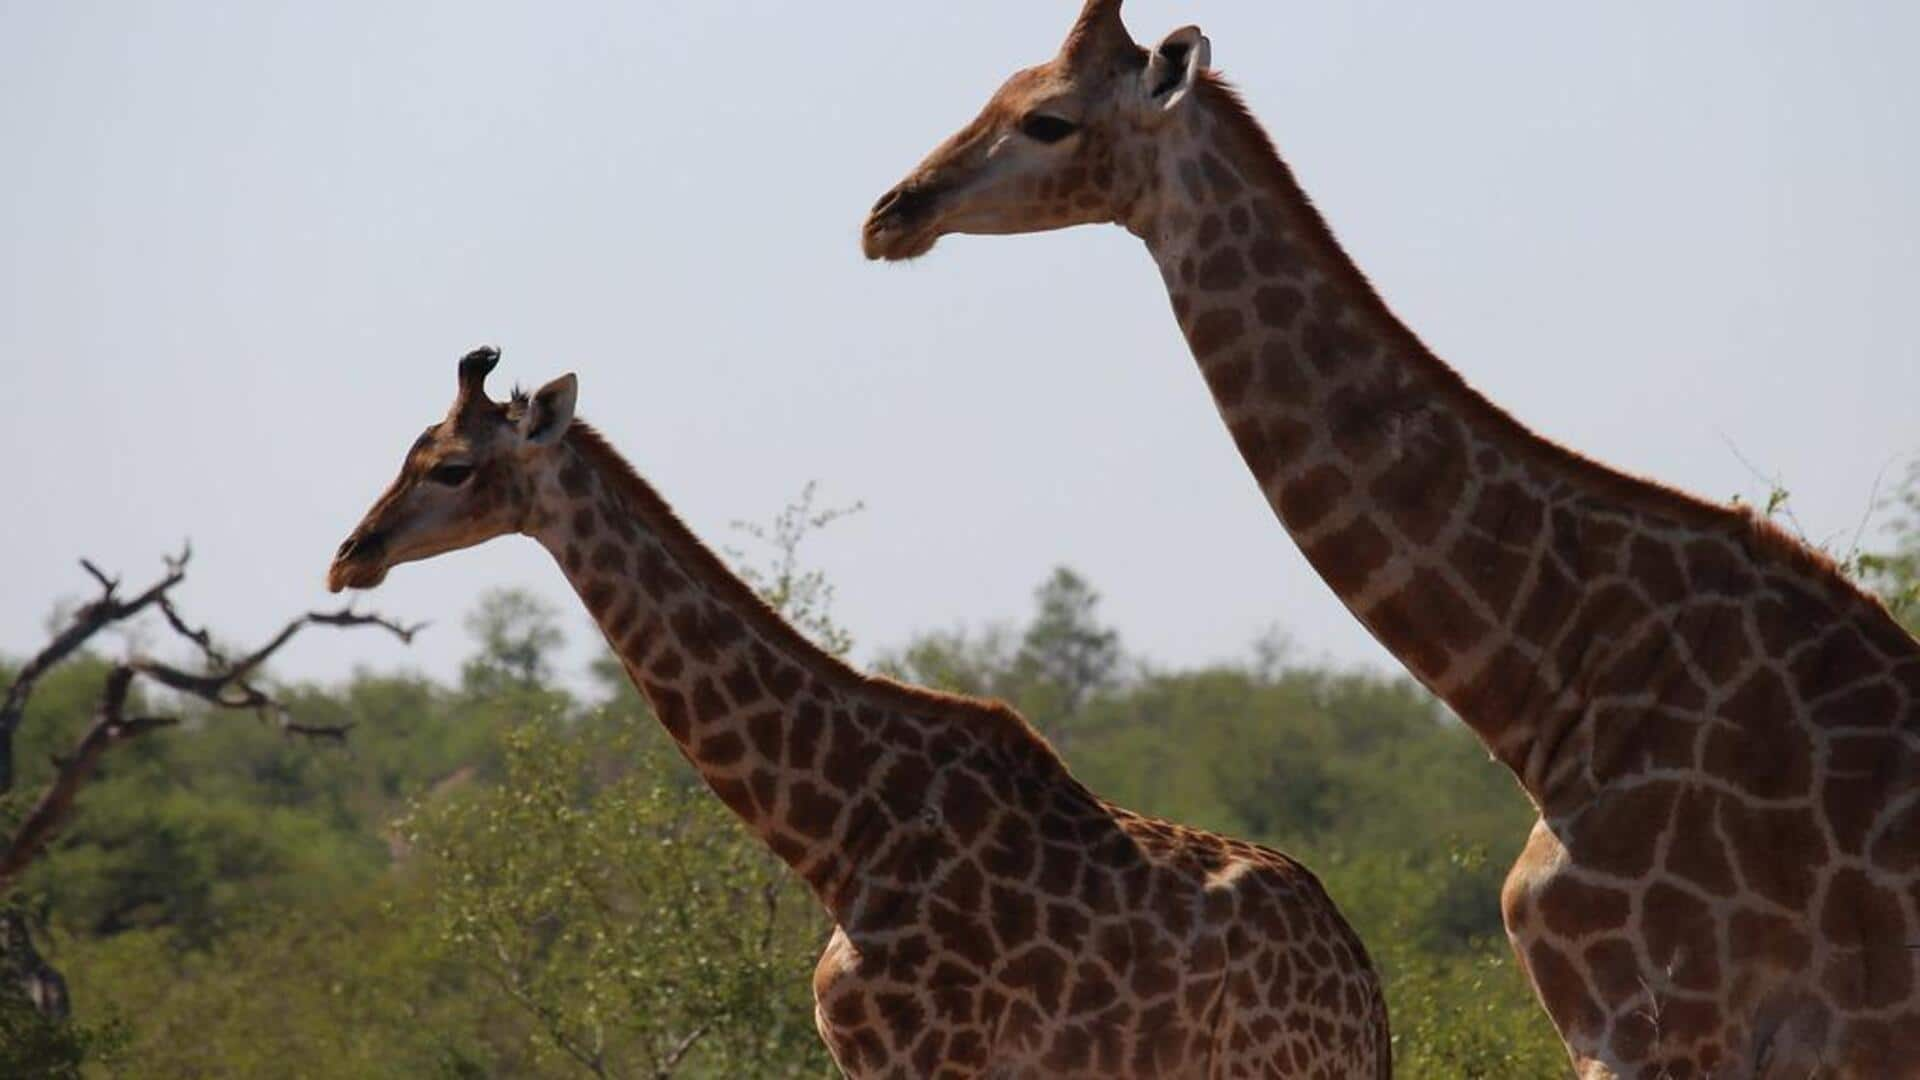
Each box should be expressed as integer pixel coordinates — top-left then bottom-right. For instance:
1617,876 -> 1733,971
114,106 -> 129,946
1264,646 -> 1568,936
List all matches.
862,3 -> 1920,1074
812,811 -> 1384,1078
328,349 -> 1389,1078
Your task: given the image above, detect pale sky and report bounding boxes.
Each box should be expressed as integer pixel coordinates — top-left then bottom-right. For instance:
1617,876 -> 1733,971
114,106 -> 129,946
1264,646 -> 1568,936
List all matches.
3,1 -> 1916,690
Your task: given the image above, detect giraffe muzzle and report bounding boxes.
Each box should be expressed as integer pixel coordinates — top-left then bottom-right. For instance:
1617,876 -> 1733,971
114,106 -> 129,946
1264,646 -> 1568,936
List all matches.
861,182 -> 942,261
327,530 -> 390,593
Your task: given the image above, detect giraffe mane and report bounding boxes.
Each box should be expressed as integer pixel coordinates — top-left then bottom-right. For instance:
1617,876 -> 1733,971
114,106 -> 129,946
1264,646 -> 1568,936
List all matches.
562,419 -> 1074,776
1194,71 -> 1914,642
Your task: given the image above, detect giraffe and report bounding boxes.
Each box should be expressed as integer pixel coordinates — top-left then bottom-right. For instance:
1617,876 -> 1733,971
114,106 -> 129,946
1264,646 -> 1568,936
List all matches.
326,347 -> 1390,1078
860,3 -> 1920,1076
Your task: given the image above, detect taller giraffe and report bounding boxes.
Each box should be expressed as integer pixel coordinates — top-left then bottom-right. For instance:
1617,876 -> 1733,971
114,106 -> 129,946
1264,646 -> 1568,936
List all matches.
861,3 -> 1920,1076
326,348 -> 1391,1078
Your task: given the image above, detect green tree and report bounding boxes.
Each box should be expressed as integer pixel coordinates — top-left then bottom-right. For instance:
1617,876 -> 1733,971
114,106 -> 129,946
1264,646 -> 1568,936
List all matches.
403,718 -> 832,1078
1009,566 -> 1122,724
462,588 -> 566,694
726,481 -> 863,656
873,625 -> 1016,700
1864,460 -> 1920,631
878,565 -> 1123,741
0,979 -> 120,1079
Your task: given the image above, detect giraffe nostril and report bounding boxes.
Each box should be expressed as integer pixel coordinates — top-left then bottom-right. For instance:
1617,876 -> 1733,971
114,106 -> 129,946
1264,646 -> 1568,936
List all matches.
335,531 -> 383,562
863,184 -> 942,260
870,184 -> 936,225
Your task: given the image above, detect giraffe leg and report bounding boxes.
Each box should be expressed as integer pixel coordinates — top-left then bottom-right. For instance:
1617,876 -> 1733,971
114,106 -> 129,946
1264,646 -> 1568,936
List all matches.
813,929 -> 867,1076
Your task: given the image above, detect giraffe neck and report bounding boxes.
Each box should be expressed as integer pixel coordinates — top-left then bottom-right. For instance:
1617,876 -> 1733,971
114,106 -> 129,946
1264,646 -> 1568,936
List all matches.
1123,86 -> 1539,768
1119,79 -> 1892,808
523,425 -> 1071,926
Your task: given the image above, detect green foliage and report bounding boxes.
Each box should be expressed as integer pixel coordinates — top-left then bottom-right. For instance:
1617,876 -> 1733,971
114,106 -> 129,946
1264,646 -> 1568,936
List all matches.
873,623 -> 1015,700
1008,567 -> 1122,722
878,565 -> 1120,739
726,481 -> 864,656
56,889 -> 482,1080
0,980 -> 121,1080
7,548 -> 1580,1077
5,657 -> 125,803
11,670 -> 492,946
1864,461 -> 1920,629
462,587 -> 568,694
28,788 -> 378,945
402,715 -> 834,1078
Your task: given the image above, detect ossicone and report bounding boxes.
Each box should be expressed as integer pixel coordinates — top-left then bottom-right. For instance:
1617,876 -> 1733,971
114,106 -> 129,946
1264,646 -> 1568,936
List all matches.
454,345 -> 502,411
1063,0 -> 1138,64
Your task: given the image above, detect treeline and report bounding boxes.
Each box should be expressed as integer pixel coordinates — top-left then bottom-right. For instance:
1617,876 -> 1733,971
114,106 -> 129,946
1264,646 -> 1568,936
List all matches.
4,467 -> 1916,1079
0,568 -> 1554,1078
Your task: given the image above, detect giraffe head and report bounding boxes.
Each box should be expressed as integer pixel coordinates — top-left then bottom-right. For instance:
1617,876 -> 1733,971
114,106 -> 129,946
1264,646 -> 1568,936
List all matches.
861,0 -> 1210,260
327,347 -> 578,592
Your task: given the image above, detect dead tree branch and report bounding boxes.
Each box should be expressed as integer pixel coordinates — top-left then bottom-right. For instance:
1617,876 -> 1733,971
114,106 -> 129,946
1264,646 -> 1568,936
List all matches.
0,668 -> 176,890
0,546 -> 190,790
0,551 -> 421,939
134,602 -> 422,736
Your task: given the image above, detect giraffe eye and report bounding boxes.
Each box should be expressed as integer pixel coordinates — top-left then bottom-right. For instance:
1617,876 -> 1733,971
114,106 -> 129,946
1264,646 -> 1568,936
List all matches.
1017,113 -> 1080,145
427,463 -> 475,487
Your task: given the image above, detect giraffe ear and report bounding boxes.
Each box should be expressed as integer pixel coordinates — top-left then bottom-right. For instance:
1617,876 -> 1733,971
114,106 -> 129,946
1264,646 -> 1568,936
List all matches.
520,373 -> 577,448
1142,26 -> 1210,112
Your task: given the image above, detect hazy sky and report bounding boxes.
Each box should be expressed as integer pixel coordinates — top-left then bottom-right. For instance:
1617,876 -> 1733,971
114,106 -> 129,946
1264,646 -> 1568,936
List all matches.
3,1 -> 1916,690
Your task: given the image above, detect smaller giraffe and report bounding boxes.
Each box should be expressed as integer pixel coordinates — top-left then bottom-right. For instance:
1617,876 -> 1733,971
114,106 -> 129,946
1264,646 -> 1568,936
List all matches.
327,348 -> 1389,1078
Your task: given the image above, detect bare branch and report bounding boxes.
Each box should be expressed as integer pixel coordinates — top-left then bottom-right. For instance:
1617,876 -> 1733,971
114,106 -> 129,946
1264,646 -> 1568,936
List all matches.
184,606 -> 422,691
0,547 -> 190,755
0,551 -> 422,897
1842,456 -> 1898,569
307,607 -> 427,644
281,720 -> 355,745
657,1023 -> 711,1078
77,560 -> 116,595
155,593 -> 227,670
131,604 -> 422,738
